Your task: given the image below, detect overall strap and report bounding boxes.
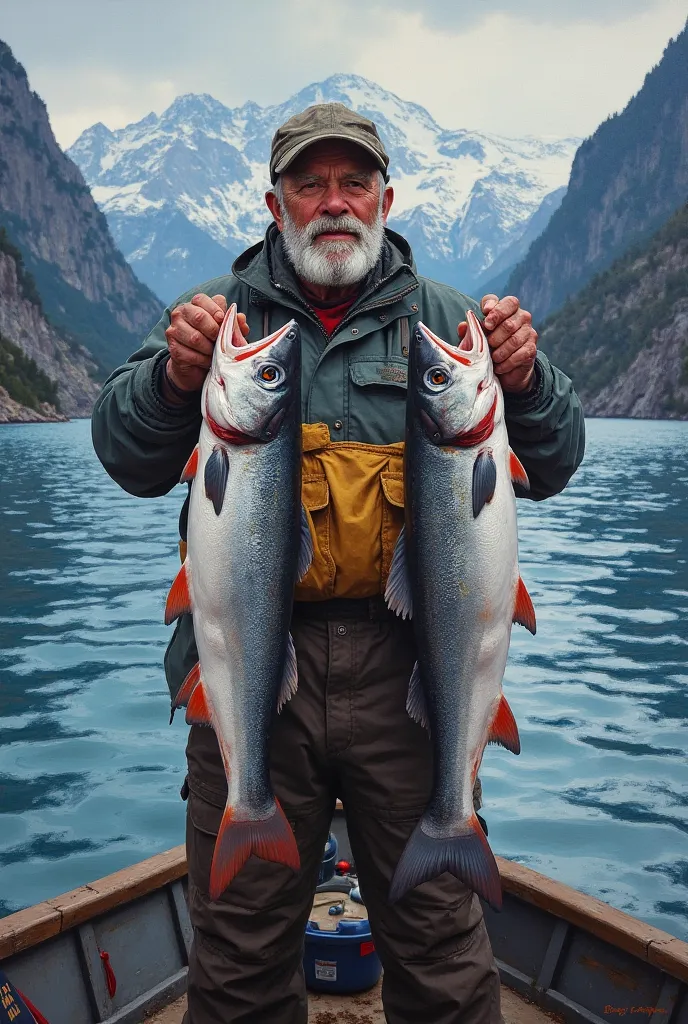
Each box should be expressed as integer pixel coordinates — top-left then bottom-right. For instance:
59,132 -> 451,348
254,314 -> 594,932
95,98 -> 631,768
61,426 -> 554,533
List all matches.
262,308 -> 270,337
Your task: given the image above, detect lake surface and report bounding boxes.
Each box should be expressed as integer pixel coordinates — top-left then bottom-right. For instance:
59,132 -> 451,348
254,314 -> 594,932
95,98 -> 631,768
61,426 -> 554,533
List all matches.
0,418 -> 686,940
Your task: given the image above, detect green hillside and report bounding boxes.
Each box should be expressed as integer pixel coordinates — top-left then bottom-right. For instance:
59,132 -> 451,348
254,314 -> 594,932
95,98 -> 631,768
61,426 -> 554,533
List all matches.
0,331 -> 60,411
539,204 -> 688,415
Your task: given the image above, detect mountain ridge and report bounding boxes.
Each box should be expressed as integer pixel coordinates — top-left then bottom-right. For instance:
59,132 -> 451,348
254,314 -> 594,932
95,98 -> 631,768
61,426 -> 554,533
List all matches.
68,73 -> 580,304
507,23 -> 688,322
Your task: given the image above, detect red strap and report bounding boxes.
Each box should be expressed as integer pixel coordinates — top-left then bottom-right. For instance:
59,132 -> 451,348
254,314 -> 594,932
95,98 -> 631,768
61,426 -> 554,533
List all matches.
100,951 -> 117,998
15,988 -> 50,1024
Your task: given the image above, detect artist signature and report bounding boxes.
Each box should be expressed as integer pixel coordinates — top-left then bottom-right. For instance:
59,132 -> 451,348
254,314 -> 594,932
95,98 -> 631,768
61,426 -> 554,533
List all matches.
604,1008 -> 667,1017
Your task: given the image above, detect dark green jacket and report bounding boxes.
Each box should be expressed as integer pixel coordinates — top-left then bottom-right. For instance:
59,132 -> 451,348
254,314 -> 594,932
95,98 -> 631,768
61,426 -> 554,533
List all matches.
92,226 -> 585,696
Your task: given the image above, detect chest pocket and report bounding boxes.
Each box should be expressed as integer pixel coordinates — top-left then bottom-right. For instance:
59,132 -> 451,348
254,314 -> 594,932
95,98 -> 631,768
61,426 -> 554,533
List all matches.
349,357 -> 409,389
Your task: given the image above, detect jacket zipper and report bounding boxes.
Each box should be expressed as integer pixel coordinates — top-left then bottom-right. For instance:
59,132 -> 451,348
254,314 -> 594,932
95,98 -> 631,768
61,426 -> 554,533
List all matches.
268,272 -> 417,344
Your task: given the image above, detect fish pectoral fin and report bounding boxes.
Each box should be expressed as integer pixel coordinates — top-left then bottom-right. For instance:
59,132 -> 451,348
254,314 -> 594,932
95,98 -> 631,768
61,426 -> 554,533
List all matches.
204,445 -> 229,516
384,525 -> 413,619
180,444 -> 200,484
389,815 -> 501,910
472,449 -> 497,518
488,694 -> 521,754
513,576 -> 536,635
165,561 -> 192,625
509,449 -> 530,491
185,682 -> 212,726
209,800 -> 300,900
170,662 -> 201,723
277,633 -> 298,712
296,505 -> 314,582
406,662 -> 430,733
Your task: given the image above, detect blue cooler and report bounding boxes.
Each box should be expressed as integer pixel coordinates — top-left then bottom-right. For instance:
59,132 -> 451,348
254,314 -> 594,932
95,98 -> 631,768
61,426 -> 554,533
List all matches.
317,833 -> 338,886
304,883 -> 382,994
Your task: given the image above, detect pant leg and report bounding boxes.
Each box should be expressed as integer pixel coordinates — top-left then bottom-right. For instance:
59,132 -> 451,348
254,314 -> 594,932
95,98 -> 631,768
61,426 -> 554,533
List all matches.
334,612 -> 502,1024
183,616 -> 335,1024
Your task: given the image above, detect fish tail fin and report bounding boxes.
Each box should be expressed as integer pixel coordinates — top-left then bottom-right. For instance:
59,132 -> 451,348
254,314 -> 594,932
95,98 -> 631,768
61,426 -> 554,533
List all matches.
209,800 -> 300,900
389,814 -> 502,910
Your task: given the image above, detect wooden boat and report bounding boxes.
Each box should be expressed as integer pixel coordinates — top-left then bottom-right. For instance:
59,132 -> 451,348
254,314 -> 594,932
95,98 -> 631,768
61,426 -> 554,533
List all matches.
1,808 -> 687,1024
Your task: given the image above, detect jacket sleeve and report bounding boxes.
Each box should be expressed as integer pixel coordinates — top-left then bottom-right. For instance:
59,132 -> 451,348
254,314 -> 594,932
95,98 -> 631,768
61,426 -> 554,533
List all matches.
91,303 -> 202,498
504,351 -> 585,501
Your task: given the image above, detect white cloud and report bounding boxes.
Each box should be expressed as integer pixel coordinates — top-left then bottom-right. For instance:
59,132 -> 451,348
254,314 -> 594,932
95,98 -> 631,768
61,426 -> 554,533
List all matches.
2,0 -> 685,147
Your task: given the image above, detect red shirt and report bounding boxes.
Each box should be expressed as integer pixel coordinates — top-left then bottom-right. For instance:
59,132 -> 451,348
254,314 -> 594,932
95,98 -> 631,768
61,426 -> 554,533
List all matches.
300,284 -> 357,337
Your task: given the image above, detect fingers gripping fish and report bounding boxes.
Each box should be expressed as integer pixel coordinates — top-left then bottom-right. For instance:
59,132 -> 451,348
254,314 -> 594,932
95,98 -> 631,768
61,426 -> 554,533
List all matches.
385,309 -> 535,909
164,304 -> 312,900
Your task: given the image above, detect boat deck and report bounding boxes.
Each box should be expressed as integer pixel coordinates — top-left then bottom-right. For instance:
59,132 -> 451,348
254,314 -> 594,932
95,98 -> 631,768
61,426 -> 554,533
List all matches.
147,981 -> 558,1023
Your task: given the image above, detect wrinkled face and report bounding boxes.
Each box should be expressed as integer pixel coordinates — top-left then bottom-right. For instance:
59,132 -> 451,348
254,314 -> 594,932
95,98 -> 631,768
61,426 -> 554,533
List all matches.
202,305 -> 300,442
411,311 -> 501,446
271,140 -> 393,288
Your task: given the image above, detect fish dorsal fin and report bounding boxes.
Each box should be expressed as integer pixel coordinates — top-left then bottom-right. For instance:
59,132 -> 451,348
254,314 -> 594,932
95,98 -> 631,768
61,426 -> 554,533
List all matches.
385,526 -> 413,620
277,632 -> 299,712
472,450 -> 497,518
165,561 -> 192,625
185,682 -> 212,726
204,446 -> 230,516
180,444 -> 200,484
513,576 -> 536,635
406,661 -> 430,733
296,506 -> 314,582
488,693 -> 520,754
509,449 -> 530,491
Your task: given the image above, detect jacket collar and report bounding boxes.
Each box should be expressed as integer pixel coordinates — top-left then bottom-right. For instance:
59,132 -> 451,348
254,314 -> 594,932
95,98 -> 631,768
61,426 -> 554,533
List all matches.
232,222 -> 419,316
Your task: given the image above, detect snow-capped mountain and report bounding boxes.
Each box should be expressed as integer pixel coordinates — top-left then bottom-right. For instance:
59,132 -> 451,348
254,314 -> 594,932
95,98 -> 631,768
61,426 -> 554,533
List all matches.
68,75 -> 580,304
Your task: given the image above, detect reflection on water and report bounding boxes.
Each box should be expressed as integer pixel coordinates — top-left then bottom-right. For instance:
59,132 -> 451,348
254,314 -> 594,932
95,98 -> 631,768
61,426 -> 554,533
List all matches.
0,418 -> 687,938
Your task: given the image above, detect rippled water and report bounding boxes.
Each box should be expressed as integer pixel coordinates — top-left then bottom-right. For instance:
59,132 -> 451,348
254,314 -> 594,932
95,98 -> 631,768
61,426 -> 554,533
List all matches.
0,418 -> 686,940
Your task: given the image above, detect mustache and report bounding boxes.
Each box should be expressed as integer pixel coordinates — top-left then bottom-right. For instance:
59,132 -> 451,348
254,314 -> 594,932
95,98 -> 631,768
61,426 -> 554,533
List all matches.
304,216 -> 366,242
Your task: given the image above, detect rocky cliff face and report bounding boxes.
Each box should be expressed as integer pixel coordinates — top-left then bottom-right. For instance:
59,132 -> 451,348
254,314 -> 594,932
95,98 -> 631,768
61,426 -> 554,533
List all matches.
0,246 -> 99,420
539,204 -> 688,419
508,24 -> 688,323
0,39 -> 161,374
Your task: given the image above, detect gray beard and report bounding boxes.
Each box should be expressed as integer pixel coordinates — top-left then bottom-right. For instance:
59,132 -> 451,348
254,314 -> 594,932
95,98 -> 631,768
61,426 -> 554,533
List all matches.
280,210 -> 385,288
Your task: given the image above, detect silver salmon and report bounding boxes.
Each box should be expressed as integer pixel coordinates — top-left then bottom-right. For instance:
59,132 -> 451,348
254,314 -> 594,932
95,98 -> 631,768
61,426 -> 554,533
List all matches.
164,304 -> 312,900
385,310 -> 535,909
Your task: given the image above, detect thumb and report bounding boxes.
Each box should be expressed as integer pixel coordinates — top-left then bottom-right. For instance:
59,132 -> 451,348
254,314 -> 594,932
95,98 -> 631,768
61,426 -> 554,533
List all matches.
457,321 -> 468,341
236,312 -> 250,343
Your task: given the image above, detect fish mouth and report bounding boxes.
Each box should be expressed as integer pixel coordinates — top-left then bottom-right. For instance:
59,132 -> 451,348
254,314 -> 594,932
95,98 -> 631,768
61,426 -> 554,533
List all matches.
217,304 -> 298,363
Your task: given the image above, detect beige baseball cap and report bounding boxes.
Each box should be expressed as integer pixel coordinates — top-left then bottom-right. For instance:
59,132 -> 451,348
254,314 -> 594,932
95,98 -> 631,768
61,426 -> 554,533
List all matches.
270,102 -> 390,185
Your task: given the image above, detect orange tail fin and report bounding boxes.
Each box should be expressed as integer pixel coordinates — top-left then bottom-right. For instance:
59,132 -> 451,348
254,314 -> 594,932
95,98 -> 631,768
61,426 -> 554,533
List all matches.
209,801 -> 300,900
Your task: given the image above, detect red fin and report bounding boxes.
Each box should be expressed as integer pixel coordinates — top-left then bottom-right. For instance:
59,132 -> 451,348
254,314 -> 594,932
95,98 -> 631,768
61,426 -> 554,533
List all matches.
509,449 -> 530,490
165,562 -> 191,625
180,445 -> 199,483
488,694 -> 521,754
513,576 -> 536,635
209,800 -> 300,900
185,682 -> 212,726
174,662 -> 200,708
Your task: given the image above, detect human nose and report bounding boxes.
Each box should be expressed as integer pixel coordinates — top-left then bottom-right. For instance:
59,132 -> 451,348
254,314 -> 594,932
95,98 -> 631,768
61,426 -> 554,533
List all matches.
319,184 -> 350,218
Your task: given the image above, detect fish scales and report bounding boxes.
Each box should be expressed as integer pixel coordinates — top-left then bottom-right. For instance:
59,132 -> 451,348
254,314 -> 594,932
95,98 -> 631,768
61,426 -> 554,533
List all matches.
165,305 -> 310,899
386,309 -> 534,909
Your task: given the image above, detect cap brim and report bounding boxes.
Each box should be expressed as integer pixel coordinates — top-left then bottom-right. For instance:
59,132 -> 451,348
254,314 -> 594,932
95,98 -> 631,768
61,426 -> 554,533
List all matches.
272,133 -> 389,182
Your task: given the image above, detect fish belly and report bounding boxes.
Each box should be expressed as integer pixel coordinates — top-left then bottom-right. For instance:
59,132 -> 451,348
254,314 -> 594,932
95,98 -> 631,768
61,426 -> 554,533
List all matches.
187,427 -> 298,821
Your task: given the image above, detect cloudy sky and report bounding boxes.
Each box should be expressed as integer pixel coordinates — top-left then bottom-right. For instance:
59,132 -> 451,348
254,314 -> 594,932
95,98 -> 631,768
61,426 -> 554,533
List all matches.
2,0 -> 686,148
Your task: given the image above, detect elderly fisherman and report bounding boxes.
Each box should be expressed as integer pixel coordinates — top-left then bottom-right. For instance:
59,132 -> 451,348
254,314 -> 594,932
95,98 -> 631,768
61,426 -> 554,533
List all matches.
92,103 -> 584,1024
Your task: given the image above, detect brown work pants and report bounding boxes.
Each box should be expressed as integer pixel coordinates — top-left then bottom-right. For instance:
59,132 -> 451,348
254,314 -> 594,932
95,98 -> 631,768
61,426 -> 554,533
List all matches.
182,600 -> 502,1024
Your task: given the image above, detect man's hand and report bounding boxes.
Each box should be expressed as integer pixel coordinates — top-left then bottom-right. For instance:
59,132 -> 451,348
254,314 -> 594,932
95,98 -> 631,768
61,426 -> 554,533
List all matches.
163,294 -> 249,398
457,294 -> 537,393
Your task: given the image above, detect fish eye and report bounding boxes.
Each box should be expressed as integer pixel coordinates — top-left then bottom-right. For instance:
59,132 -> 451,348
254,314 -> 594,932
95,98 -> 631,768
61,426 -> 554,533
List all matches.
424,366 -> 451,392
256,363 -> 284,389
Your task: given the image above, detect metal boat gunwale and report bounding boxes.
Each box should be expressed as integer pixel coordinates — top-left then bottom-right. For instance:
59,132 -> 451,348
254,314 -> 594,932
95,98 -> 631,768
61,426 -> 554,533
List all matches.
1,819 -> 686,1024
